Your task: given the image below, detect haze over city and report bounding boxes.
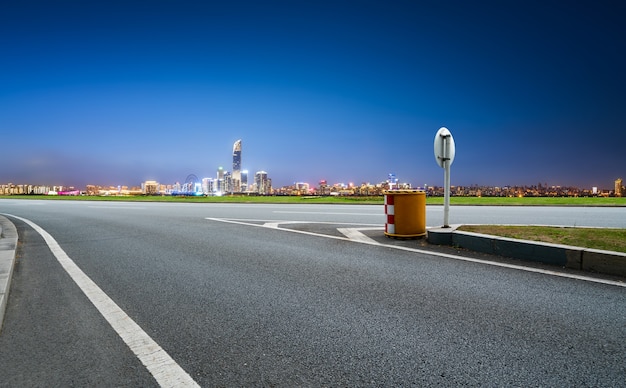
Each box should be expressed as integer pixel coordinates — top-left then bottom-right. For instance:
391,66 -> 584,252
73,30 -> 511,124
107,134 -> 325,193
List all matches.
1,1 -> 625,189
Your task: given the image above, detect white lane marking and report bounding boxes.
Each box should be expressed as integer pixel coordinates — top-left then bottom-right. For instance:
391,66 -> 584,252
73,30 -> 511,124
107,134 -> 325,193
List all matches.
273,211 -> 382,216
337,228 -> 381,244
219,218 -> 380,227
206,218 -> 626,288
5,214 -> 199,387
0,201 -> 46,206
88,206 -> 145,210
264,221 -> 309,228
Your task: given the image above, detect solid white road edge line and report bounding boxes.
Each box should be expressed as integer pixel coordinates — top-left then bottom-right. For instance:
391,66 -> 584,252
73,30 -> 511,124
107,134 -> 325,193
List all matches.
207,217 -> 626,288
6,214 -> 199,388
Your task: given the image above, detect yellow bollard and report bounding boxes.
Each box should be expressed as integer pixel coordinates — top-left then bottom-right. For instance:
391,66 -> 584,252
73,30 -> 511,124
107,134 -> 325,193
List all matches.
384,190 -> 426,239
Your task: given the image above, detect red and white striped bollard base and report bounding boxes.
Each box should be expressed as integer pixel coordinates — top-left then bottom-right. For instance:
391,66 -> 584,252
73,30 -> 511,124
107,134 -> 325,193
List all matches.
385,194 -> 395,235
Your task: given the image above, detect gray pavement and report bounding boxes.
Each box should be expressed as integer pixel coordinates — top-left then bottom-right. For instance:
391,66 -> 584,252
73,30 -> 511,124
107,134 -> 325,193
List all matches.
1,202 -> 625,386
0,215 -> 158,386
2,211 -> 625,335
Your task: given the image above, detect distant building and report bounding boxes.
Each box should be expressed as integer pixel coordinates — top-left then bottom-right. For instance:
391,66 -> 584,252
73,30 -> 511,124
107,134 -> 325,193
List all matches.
142,180 -> 159,195
241,170 -> 248,192
318,180 -> 330,196
387,173 -> 398,190
202,178 -> 215,194
616,178 -> 623,197
223,171 -> 232,193
294,182 -> 310,194
216,167 -> 225,194
255,171 -> 271,195
232,139 -> 242,193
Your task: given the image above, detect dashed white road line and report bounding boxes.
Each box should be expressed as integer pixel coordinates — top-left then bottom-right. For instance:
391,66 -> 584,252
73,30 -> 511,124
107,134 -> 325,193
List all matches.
6,214 -> 199,387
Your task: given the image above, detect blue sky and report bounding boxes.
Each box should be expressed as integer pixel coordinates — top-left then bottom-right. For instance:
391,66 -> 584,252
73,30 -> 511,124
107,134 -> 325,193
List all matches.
1,1 -> 624,189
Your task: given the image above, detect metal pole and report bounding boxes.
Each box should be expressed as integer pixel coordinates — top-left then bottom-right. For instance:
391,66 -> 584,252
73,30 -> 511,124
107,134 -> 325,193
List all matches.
443,135 -> 450,228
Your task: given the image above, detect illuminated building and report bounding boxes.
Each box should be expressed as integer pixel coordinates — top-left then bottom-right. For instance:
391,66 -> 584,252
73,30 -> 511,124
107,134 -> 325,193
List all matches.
241,170 -> 248,192
295,182 -> 310,194
232,139 -> 242,193
216,167 -> 225,194
202,178 -> 214,194
387,173 -> 398,190
223,171 -> 232,193
616,178 -> 623,197
142,180 -> 159,195
318,180 -> 329,195
255,171 -> 271,195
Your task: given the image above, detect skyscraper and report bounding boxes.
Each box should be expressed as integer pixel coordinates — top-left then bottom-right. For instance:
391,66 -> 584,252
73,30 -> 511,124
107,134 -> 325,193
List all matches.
241,170 -> 248,192
255,171 -> 271,195
232,139 -> 242,193
216,166 -> 225,194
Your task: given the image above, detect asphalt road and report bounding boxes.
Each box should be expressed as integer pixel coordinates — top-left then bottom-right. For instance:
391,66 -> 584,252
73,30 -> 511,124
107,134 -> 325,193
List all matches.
0,200 -> 625,387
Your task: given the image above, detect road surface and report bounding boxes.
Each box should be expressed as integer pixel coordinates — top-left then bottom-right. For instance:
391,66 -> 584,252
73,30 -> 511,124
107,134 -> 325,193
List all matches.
0,199 -> 624,386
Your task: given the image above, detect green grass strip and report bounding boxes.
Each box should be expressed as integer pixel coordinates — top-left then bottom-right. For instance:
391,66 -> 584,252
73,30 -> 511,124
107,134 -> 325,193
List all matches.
458,225 -> 626,253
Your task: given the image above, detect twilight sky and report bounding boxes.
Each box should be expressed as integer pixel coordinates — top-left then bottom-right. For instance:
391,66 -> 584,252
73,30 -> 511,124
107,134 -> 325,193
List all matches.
1,1 -> 624,189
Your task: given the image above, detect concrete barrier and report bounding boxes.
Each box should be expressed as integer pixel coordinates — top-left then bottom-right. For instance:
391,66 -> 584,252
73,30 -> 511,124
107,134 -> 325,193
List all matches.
428,226 -> 625,278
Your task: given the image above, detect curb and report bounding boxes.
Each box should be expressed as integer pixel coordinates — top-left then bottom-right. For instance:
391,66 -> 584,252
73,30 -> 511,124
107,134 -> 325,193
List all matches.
427,225 -> 626,278
0,215 -> 18,333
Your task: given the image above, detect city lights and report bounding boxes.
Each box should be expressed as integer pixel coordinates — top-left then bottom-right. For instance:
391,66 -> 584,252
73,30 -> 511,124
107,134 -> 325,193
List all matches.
1,140 -> 623,198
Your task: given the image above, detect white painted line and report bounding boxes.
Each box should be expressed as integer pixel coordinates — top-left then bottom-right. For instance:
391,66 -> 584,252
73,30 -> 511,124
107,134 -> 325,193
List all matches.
273,211 -> 382,216
207,217 -> 626,288
6,214 -> 199,387
209,218 -> 380,227
337,228 -> 381,244
263,221 -> 309,228
88,206 -> 146,210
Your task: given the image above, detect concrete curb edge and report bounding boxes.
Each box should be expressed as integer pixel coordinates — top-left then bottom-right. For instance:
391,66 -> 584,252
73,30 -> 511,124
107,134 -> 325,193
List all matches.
0,215 -> 18,333
427,225 -> 626,278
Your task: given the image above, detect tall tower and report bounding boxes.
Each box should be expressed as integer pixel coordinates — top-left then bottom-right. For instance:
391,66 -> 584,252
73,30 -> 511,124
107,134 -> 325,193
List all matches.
616,178 -> 623,197
232,139 -> 242,193
255,171 -> 269,195
216,166 -> 225,194
241,170 -> 248,192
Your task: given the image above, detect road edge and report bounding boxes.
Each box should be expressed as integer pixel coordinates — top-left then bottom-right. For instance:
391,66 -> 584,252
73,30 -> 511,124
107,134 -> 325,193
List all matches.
428,225 -> 626,278
0,215 -> 18,333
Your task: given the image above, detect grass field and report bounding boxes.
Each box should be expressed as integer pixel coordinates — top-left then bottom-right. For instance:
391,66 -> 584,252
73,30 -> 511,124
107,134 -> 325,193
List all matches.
425,196 -> 626,207
458,225 -> 626,253
1,194 -> 625,206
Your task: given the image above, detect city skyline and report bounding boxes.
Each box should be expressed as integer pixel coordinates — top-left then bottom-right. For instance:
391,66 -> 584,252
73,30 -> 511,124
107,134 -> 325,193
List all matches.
2,177 -> 624,198
1,1 -> 625,189
0,135 -> 624,193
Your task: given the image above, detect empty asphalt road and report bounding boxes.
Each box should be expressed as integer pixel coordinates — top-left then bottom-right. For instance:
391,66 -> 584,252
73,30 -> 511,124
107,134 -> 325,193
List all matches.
0,199 -> 624,386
